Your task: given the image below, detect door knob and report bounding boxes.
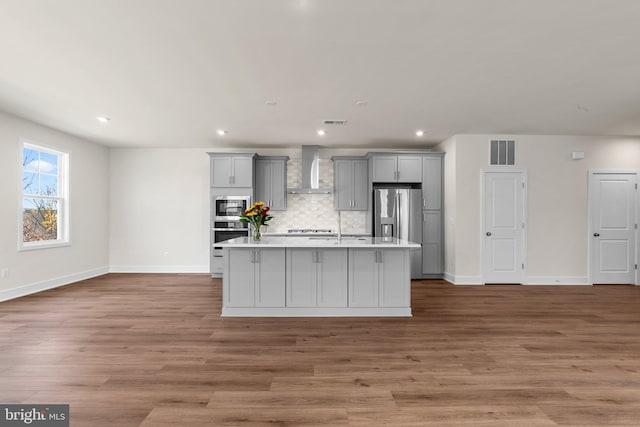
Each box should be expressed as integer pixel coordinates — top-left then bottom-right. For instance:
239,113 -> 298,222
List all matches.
486,232 -> 492,236
593,233 -> 600,237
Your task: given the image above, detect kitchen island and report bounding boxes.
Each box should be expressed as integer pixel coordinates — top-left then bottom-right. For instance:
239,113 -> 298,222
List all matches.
217,236 -> 420,317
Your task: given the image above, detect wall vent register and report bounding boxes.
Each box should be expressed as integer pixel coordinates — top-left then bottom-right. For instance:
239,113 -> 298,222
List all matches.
490,139 -> 515,165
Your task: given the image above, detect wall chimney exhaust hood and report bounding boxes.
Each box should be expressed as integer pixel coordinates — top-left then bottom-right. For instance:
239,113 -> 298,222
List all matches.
287,145 -> 332,194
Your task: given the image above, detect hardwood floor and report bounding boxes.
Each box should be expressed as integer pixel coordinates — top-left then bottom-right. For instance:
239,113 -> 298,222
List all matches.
1,274 -> 640,426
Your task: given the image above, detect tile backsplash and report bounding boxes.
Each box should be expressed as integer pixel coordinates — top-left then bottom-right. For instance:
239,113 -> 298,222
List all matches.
265,157 -> 368,234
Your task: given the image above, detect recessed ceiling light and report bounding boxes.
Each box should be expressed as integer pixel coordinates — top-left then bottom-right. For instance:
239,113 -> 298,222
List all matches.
216,129 -> 228,136
96,116 -> 110,123
317,130 -> 326,136
355,100 -> 368,106
265,100 -> 278,106
416,130 -> 425,137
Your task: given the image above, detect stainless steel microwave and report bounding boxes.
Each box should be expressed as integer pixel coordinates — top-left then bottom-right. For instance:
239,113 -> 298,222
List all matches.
214,195 -> 251,220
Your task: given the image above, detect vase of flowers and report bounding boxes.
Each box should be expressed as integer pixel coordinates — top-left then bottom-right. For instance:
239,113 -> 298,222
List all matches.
240,201 -> 272,241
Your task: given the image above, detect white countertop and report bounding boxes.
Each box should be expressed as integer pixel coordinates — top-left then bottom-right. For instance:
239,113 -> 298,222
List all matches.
218,236 -> 421,248
263,232 -> 371,237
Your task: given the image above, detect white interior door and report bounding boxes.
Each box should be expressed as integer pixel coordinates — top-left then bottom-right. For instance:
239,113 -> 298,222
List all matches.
482,171 -> 526,284
589,172 -> 637,284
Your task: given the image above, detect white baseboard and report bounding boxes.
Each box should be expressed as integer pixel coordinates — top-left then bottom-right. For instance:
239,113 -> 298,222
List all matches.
0,266 -> 109,302
443,272 -> 455,284
443,272 -> 482,285
109,265 -> 209,274
443,272 -> 592,286
525,276 -> 590,285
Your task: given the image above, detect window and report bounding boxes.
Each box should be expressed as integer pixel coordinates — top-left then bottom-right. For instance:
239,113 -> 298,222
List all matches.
20,141 -> 69,250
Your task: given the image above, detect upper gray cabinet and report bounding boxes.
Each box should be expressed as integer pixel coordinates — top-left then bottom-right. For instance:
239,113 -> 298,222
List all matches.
209,153 -> 255,187
422,155 -> 443,211
255,156 -> 289,210
332,157 -> 368,210
371,154 -> 422,183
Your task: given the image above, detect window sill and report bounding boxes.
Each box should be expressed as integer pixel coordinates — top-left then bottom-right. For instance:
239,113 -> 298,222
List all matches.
19,241 -> 71,252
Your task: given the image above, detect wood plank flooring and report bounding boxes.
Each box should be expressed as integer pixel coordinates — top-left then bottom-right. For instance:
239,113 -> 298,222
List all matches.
1,274 -> 640,426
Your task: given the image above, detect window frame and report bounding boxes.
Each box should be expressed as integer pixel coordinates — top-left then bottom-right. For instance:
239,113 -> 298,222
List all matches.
18,139 -> 70,251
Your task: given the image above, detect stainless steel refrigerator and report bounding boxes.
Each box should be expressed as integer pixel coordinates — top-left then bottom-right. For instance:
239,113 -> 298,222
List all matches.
373,187 -> 423,279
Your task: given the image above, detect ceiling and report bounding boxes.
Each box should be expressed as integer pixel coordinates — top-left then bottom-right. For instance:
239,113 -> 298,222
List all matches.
1,0 -> 640,149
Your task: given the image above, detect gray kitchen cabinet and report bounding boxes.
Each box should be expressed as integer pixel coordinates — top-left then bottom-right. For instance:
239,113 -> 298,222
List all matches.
422,155 -> 443,211
286,248 -> 348,307
379,249 -> 410,307
348,248 -> 410,308
255,156 -> 288,210
210,153 -> 255,187
371,154 -> 422,183
224,248 -> 285,307
421,153 -> 444,277
397,156 -> 423,182
372,155 -> 397,182
332,157 -> 368,210
422,211 -> 443,275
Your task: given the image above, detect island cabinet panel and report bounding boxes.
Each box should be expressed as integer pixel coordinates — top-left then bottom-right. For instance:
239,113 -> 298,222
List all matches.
379,249 -> 410,307
225,249 -> 256,307
317,249 -> 348,307
286,249 -> 348,307
224,248 -> 285,307
348,249 -> 379,307
286,249 -> 317,307
348,249 -> 410,308
255,249 -> 286,307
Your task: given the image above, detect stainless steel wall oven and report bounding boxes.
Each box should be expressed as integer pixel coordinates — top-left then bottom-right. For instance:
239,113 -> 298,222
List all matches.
212,196 -> 251,259
214,195 -> 251,220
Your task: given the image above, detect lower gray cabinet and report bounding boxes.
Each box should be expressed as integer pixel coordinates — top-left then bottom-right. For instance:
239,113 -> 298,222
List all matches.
348,249 -> 410,308
422,211 -> 443,275
224,248 -> 285,307
348,249 -> 379,307
286,248 -> 348,307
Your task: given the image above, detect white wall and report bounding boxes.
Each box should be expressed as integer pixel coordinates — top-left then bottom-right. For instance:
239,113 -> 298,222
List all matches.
437,134 -> 640,284
108,147 -> 372,272
0,112 -> 109,300
109,148 -> 211,272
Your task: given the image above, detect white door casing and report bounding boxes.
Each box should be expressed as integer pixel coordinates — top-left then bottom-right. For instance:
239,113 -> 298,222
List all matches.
589,171 -> 637,285
482,170 -> 527,284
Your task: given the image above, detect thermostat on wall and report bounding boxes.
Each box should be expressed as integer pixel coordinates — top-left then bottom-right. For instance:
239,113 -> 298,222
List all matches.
572,151 -> 585,160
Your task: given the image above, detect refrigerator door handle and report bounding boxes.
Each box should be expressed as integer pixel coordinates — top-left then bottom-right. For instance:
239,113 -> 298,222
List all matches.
397,191 -> 401,240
